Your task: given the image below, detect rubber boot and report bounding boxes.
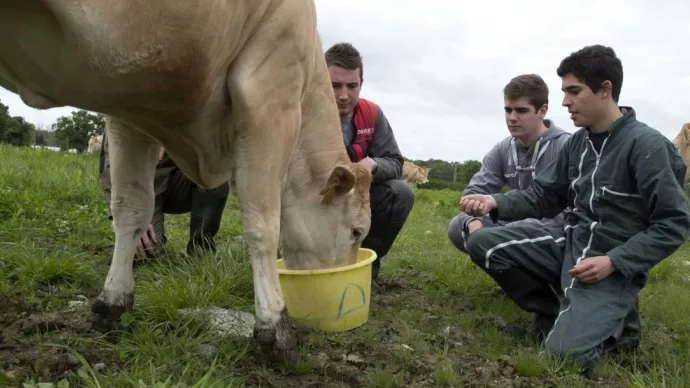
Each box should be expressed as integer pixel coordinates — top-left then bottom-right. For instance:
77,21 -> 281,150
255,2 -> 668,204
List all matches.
502,312 -> 557,343
618,297 -> 641,351
186,184 -> 229,257
364,224 -> 402,292
488,267 -> 560,342
371,257 -> 382,281
605,296 -> 641,354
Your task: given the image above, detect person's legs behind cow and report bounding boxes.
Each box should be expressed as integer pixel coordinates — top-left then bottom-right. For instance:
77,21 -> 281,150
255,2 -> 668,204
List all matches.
99,130 -> 228,260
185,182 -> 230,256
364,179 -> 415,286
160,165 -> 230,257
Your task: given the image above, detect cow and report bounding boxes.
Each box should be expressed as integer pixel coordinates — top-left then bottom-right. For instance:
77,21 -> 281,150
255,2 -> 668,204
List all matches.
0,0 -> 373,357
87,135 -> 103,154
402,160 -> 430,187
672,123 -> 690,183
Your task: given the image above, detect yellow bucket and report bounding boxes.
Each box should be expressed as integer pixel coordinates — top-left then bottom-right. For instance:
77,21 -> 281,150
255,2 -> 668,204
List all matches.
276,248 -> 378,332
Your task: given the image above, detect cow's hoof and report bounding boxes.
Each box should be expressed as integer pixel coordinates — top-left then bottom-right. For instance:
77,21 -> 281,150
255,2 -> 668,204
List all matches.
254,308 -> 299,364
90,293 -> 134,334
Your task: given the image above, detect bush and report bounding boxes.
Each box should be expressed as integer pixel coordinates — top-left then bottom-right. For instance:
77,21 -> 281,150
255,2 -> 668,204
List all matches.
418,179 -> 466,192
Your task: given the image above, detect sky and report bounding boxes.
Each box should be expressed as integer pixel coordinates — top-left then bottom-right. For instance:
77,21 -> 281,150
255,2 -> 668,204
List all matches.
1,0 -> 688,163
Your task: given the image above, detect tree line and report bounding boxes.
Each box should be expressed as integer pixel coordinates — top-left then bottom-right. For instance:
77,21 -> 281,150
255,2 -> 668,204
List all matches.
1,98 -> 484,188
1,99 -> 105,153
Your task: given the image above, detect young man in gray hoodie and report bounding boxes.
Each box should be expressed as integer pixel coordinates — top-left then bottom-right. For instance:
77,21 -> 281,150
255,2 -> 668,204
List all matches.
448,74 -> 574,339
448,74 -> 571,254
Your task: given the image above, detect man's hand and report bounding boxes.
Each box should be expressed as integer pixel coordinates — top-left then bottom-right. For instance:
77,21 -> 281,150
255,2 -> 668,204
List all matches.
136,223 -> 159,258
568,256 -> 615,283
459,194 -> 497,217
358,157 -> 377,173
467,219 -> 483,234
111,222 -> 159,259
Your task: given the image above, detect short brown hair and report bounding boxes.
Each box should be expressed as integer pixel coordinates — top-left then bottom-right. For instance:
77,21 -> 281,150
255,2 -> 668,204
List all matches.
503,74 -> 549,111
325,42 -> 363,78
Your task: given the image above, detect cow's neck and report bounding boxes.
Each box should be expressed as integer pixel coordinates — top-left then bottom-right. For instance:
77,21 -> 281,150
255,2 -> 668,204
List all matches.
282,131 -> 351,206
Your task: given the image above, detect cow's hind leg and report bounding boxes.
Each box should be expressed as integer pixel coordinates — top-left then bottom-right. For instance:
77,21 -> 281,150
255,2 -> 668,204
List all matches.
91,117 -> 159,333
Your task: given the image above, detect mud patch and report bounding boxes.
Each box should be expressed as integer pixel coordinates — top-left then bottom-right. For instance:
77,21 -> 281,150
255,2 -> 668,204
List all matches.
0,298 -> 120,386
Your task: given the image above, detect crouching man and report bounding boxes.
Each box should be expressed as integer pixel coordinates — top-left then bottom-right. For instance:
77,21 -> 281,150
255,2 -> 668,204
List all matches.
325,42 -> 415,289
447,73 -> 572,340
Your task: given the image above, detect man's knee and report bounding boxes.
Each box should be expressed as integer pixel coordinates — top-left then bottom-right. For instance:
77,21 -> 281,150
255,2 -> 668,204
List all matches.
447,215 -> 469,253
464,227 -> 497,269
386,179 -> 415,216
373,179 -> 414,224
363,180 -> 414,259
198,181 -> 230,197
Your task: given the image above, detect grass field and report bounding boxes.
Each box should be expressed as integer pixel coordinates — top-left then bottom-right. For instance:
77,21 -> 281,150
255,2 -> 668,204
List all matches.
2,143 -> 690,387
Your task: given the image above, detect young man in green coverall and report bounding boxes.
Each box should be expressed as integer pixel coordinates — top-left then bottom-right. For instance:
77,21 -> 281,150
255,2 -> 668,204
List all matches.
458,44 -> 690,373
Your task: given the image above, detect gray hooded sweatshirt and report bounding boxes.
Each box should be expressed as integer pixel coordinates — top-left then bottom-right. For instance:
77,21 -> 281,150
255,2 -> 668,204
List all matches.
456,119 -> 572,231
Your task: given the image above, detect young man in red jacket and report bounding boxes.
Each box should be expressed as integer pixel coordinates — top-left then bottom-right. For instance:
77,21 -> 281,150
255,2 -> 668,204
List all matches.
325,42 -> 415,290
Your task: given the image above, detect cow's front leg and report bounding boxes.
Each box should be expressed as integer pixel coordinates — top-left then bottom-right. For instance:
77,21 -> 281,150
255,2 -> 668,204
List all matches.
227,19 -> 326,360
233,130 -> 298,359
229,95 -> 301,359
91,117 -> 159,333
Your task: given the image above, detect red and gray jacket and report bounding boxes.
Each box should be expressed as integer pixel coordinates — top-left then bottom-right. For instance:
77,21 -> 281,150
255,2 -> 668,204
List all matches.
346,98 -> 379,162
341,98 -> 405,183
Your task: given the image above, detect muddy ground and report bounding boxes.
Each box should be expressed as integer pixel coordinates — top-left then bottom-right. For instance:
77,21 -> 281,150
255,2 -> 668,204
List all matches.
0,265 -> 638,388
0,287 -> 120,382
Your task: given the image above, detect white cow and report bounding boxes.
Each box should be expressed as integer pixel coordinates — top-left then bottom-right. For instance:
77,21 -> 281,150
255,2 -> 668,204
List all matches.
0,0 -> 373,357
87,135 -> 103,154
673,123 -> 690,183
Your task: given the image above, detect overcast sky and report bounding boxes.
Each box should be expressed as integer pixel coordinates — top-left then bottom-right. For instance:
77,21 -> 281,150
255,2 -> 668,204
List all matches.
1,0 -> 688,162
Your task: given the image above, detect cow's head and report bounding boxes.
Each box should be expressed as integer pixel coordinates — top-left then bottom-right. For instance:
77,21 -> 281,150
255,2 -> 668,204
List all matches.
673,123 -> 690,183
673,124 -> 690,156
280,163 -> 372,270
415,166 -> 430,184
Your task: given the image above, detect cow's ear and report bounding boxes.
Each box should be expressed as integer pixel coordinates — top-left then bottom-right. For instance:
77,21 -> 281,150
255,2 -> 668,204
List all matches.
320,165 -> 355,204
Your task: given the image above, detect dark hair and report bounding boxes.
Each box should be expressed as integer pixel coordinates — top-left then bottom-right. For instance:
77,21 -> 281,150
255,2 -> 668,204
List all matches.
325,42 -> 363,78
503,74 -> 549,111
557,44 -> 623,102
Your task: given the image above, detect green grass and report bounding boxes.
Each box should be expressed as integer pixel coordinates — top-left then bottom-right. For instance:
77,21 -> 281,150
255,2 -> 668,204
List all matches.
2,142 -> 690,387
